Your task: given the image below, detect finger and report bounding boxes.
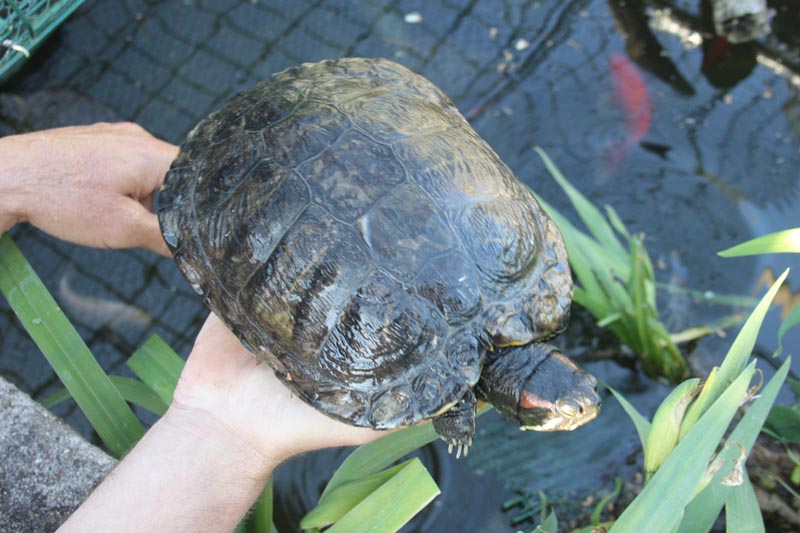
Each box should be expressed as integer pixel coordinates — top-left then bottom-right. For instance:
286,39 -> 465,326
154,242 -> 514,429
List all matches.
140,188 -> 156,212
113,199 -> 172,257
140,139 -> 180,192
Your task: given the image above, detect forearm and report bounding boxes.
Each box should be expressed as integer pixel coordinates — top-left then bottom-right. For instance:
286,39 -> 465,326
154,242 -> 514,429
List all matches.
58,406 -> 275,533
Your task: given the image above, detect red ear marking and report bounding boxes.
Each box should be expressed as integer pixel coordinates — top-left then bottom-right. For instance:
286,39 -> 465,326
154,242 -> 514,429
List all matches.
520,390 -> 552,410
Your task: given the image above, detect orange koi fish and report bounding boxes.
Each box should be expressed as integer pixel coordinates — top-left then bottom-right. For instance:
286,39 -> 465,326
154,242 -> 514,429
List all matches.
605,54 -> 652,175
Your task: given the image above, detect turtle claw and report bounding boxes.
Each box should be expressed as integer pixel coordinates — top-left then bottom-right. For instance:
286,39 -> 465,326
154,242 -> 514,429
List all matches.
446,438 -> 471,459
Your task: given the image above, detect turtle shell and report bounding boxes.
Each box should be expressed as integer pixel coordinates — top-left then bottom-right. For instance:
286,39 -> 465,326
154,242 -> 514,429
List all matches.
157,57 -> 572,429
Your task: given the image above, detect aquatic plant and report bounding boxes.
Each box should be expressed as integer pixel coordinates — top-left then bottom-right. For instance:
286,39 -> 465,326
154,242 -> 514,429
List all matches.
606,267 -> 791,531
522,271 -> 788,532
719,228 -> 800,491
519,152 -> 794,530
718,227 -> 800,360
534,148 -> 691,382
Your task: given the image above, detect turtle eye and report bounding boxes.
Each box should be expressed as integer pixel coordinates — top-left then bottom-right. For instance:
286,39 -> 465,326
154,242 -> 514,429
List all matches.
557,399 -> 581,418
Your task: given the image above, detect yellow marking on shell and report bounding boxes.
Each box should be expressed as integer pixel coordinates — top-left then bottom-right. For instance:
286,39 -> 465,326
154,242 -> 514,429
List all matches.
494,339 -> 528,348
434,399 -> 460,416
264,310 -> 295,344
289,245 -> 329,296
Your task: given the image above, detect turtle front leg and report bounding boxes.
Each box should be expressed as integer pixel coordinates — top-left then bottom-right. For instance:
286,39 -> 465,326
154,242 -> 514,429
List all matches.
433,389 -> 476,458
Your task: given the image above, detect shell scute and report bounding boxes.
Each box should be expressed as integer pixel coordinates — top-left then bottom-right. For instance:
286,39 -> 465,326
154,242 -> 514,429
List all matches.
239,207 -> 372,360
415,251 -> 481,325
317,273 -> 447,385
358,184 -> 452,283
299,130 -> 405,222
266,103 -> 349,168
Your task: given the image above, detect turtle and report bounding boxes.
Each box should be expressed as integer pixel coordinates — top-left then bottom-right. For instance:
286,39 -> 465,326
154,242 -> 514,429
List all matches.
157,57 -> 600,456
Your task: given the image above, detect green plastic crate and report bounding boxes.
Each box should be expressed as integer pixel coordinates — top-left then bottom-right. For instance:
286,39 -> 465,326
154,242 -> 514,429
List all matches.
1,0 -> 86,84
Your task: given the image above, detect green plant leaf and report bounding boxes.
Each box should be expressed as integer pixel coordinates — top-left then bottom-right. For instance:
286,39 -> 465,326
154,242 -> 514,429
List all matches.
724,471 -> 765,533
656,282 -> 756,308
591,478 -> 622,525
597,313 -> 622,327
644,378 -> 701,479
645,316 -> 687,381
610,362 -> 755,532
322,422 -> 439,500
245,478 -> 276,533
533,510 -> 558,533
678,368 -> 719,440
323,458 -> 439,533
669,313 -> 747,346
534,147 -> 627,260
789,378 -> 800,398
42,375 -> 169,416
718,228 -> 800,257
536,196 -> 609,305
607,386 -> 650,448
127,333 -> 185,404
775,304 -> 800,357
764,405 -> 800,442
682,269 -> 788,430
678,357 -> 790,532
0,233 -> 144,456
303,460 -> 413,529
604,206 -> 631,240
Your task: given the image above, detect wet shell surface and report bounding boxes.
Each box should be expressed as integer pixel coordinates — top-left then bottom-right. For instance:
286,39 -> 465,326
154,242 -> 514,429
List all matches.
157,57 -> 572,429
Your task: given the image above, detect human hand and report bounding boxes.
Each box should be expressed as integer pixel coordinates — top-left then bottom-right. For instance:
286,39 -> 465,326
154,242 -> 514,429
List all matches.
169,313 -> 385,472
0,122 -> 177,256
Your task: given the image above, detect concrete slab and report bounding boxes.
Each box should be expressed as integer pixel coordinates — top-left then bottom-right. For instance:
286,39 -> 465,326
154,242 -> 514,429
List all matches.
0,376 -> 116,532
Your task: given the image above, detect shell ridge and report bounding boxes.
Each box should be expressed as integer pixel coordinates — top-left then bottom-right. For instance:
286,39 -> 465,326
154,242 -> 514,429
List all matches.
312,265 -> 374,345
232,200 -> 311,309
291,117 -> 353,178
206,154 -> 264,214
186,162 -> 268,340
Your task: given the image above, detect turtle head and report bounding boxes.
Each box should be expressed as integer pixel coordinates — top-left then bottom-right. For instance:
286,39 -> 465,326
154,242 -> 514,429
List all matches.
516,349 -> 600,431
478,343 -> 600,432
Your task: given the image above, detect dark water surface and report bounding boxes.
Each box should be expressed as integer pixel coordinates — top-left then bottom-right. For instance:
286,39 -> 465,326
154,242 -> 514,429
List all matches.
1,0 -> 798,530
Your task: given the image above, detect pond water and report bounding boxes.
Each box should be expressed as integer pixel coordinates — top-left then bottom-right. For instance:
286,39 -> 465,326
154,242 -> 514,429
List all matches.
1,0 -> 798,530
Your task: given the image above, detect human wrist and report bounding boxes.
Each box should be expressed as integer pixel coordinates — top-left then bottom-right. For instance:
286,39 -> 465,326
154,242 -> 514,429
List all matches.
0,135 -> 32,231
161,402 -> 278,484
60,401 -> 278,532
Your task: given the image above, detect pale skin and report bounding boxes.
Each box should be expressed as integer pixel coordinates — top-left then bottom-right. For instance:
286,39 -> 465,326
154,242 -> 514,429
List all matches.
0,122 -> 384,532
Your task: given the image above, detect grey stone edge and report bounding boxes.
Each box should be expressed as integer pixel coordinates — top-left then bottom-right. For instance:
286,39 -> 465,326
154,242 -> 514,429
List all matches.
0,376 -> 117,532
